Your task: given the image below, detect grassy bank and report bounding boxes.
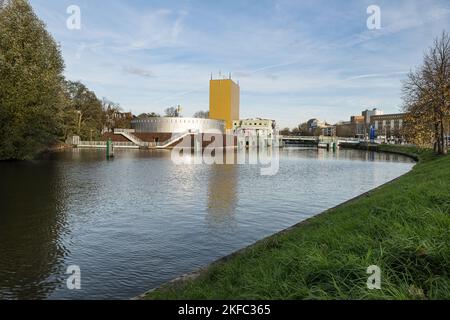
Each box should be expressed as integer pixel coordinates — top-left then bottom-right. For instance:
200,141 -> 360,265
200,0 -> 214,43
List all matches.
144,146 -> 450,300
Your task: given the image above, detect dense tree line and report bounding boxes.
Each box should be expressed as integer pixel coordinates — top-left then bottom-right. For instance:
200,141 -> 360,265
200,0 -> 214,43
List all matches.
280,123 -> 316,136
136,112 -> 161,119
0,0 -> 127,159
0,0 -> 65,159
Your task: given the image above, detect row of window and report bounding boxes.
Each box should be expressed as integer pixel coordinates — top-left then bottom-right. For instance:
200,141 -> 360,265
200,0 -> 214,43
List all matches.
133,119 -> 219,124
234,122 -> 270,126
374,119 -> 403,130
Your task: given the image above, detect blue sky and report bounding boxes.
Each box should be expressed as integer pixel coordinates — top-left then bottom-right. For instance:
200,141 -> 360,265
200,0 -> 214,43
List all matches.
29,0 -> 450,128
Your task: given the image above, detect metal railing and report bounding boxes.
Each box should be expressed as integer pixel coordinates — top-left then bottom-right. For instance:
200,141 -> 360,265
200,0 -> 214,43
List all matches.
114,129 -> 136,134
113,129 -> 147,147
156,131 -> 197,148
79,141 -> 107,146
77,141 -> 139,148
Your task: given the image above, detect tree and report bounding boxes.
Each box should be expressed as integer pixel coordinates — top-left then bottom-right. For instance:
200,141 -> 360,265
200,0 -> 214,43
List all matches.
0,0 -> 65,159
102,98 -> 131,132
401,112 -> 434,147
193,110 -> 209,119
63,81 -> 103,140
165,106 -> 182,117
403,31 -> 450,154
298,123 -> 311,136
280,127 -> 291,136
291,127 -> 301,136
136,112 -> 160,118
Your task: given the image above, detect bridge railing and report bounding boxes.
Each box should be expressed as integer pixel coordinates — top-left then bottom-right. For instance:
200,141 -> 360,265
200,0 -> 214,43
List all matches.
114,129 -> 136,134
78,141 -> 139,147
281,136 -> 318,141
79,141 -> 107,146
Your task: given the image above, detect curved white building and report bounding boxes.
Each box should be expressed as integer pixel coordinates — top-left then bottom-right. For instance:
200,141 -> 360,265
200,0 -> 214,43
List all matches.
131,117 -> 225,134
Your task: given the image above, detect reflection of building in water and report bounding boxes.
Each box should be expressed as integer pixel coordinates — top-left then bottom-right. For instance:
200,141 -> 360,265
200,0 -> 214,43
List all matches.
206,164 -> 239,225
0,161 -> 68,299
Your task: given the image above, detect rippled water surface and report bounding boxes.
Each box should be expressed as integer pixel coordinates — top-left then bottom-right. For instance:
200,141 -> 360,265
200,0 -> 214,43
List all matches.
0,148 -> 414,299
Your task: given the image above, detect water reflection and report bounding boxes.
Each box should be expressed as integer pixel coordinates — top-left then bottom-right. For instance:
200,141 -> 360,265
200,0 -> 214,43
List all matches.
0,148 -> 414,300
206,165 -> 239,226
0,161 -> 68,299
283,148 -> 414,164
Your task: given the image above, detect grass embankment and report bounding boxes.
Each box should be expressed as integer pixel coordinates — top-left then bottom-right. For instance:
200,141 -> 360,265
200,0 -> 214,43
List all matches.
145,146 -> 450,300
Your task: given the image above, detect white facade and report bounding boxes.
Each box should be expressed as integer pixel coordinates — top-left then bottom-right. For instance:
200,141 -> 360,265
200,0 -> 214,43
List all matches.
131,117 -> 225,134
232,118 -> 276,138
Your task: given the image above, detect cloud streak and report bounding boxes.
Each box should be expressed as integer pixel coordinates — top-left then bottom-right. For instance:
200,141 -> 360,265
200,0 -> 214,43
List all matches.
123,66 -> 155,78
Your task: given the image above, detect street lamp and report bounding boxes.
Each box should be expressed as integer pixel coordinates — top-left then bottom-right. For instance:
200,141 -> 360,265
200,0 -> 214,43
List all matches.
75,110 -> 82,136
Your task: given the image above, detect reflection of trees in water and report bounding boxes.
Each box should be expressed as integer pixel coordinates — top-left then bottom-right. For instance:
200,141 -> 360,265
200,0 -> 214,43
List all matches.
206,164 -> 239,226
0,161 -> 69,299
311,149 -> 411,163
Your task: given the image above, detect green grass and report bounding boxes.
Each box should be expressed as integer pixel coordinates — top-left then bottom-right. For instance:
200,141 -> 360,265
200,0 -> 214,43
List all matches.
145,146 -> 450,300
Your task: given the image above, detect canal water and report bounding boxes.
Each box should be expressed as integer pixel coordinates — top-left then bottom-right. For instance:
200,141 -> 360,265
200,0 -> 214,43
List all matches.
0,148 -> 414,299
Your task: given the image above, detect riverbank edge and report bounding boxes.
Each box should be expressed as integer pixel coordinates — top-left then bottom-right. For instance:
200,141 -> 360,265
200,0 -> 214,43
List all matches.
137,144 -> 426,300
38,141 -> 74,156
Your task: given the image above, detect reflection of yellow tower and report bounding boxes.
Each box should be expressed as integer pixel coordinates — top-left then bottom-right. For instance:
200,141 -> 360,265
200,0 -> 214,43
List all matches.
209,78 -> 240,130
206,165 -> 238,224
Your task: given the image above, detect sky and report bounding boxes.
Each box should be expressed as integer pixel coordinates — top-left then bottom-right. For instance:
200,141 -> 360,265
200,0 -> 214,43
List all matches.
29,0 -> 450,128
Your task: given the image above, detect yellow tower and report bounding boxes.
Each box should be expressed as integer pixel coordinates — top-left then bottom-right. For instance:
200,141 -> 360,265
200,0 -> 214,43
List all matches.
209,78 -> 240,130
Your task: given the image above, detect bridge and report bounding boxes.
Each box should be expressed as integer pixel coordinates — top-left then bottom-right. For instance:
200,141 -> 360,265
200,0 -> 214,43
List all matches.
74,133 -> 361,150
281,136 -> 360,147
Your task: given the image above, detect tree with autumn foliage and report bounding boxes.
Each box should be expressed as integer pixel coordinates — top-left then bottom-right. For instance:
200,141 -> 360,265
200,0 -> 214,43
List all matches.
402,31 -> 450,154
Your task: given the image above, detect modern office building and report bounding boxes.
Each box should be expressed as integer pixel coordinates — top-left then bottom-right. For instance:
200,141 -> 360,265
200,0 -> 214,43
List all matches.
335,121 -> 354,137
209,77 -> 240,131
320,125 -> 336,137
362,108 -> 384,124
371,113 -> 406,139
336,116 -> 365,138
336,109 -> 383,138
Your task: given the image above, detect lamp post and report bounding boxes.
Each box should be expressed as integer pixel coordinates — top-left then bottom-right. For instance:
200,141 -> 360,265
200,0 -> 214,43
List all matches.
75,110 -> 82,136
